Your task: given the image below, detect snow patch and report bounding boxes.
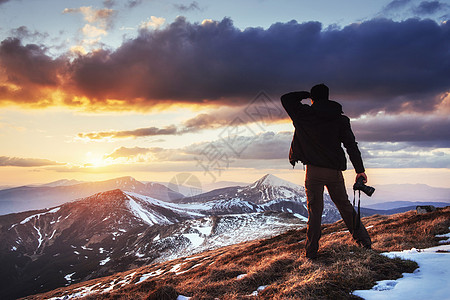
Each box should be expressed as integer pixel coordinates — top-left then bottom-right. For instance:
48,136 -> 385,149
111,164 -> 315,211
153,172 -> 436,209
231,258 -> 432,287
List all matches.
20,207 -> 61,225
126,195 -> 172,225
64,272 -> 76,282
250,285 -> 267,296
293,213 -> 308,221
48,229 -> 56,240
353,244 -> 450,299
99,257 -> 111,266
33,225 -> 43,250
136,269 -> 164,284
182,233 -> 204,248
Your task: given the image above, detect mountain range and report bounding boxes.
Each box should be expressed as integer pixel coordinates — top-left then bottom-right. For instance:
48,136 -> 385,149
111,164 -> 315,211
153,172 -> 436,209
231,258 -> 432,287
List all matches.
1,174 -> 448,299
1,174 -> 312,299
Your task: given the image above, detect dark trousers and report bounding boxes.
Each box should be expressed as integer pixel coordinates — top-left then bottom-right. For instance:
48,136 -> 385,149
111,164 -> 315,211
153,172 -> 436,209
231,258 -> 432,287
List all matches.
304,165 -> 372,258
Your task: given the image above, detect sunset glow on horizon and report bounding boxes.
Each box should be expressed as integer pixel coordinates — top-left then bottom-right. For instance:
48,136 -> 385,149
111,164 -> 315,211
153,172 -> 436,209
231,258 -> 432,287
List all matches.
0,0 -> 449,189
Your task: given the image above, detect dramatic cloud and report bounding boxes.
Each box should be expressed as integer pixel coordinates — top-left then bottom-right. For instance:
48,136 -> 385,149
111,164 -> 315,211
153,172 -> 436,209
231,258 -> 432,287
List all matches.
1,17 -> 449,116
0,156 -> 63,167
0,38 -> 65,106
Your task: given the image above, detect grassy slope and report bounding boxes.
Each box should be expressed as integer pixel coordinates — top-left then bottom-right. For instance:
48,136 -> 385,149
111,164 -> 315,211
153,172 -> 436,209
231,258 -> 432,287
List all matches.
24,207 -> 450,300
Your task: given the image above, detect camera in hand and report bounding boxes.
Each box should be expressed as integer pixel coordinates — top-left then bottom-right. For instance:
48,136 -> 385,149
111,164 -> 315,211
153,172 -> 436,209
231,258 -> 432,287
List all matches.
353,176 -> 375,197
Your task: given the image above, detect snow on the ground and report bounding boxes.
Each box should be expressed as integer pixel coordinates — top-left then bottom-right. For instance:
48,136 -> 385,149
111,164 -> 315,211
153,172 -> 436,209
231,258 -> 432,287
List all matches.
135,269 -> 164,284
99,257 -> 111,266
250,285 -> 267,296
353,244 -> 450,300
20,207 -> 61,225
436,232 -> 450,244
182,233 -> 204,248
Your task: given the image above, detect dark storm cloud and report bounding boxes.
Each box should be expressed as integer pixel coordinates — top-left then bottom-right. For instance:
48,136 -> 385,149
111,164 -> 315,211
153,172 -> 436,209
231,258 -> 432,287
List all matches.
1,17 -> 450,115
0,156 -> 63,167
0,38 -> 65,106
64,17 -> 450,114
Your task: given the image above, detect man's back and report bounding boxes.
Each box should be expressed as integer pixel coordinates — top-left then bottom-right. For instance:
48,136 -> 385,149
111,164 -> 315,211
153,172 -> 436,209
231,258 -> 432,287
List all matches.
281,92 -> 364,173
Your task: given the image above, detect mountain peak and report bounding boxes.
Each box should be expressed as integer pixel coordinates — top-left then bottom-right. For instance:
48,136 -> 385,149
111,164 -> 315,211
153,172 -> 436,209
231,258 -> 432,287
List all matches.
252,174 -> 297,188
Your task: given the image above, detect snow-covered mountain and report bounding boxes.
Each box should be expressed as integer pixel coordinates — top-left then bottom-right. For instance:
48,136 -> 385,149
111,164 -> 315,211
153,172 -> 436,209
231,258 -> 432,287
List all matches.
178,174 -> 341,223
0,186 -> 305,299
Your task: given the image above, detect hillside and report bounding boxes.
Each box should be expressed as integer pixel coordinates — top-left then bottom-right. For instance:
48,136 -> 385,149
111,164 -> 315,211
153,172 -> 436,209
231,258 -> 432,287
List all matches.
23,206 -> 450,299
0,184 -> 308,300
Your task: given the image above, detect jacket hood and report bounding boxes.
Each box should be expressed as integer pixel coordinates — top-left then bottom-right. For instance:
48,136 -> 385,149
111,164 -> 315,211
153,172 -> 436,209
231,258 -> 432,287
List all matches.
312,100 -> 343,119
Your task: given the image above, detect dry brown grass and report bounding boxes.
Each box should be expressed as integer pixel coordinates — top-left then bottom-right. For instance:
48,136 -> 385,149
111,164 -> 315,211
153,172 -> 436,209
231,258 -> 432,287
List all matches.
26,206 -> 449,300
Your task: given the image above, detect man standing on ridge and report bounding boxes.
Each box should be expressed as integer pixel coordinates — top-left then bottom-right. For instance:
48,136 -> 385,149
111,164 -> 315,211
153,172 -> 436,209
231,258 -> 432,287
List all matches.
281,84 -> 372,260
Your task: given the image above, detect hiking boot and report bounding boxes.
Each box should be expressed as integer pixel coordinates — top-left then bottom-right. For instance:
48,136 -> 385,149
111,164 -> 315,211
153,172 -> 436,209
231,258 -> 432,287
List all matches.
305,252 -> 317,260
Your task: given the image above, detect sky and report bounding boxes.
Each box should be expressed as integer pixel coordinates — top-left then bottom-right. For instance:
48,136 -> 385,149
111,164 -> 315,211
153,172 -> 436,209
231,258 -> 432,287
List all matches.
0,0 -> 449,189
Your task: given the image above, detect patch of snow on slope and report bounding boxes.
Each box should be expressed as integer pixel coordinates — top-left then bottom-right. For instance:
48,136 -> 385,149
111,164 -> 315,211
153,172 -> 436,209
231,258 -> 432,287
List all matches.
136,269 -> 164,284
33,225 -> 43,250
99,257 -> 111,266
16,207 -> 61,226
182,233 -> 204,248
353,244 -> 450,300
64,272 -> 76,282
126,195 -> 172,225
125,192 -> 205,218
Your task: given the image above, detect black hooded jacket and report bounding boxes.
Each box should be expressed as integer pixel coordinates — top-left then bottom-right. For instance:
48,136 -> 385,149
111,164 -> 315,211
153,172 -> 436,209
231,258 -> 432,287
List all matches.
281,91 -> 365,173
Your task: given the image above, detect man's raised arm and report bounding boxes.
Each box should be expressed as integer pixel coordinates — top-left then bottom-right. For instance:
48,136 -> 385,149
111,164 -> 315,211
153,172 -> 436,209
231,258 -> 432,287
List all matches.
280,91 -> 311,121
